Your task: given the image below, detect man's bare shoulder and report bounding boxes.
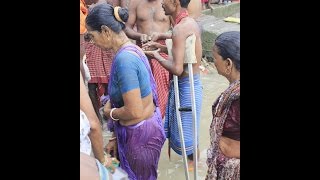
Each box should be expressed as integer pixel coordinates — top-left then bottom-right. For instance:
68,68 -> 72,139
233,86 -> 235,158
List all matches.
172,20 -> 190,35
172,25 -> 187,39
173,21 -> 194,38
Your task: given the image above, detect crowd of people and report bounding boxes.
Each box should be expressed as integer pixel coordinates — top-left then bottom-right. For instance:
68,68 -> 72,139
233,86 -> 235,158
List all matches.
80,0 -> 240,179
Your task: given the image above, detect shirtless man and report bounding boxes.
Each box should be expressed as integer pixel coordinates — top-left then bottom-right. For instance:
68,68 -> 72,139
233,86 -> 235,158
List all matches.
124,0 -> 172,118
143,0 -> 203,163
188,0 -> 202,19
105,0 -> 129,8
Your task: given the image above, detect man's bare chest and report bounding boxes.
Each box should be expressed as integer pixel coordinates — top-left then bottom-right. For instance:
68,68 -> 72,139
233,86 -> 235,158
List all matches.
136,6 -> 168,22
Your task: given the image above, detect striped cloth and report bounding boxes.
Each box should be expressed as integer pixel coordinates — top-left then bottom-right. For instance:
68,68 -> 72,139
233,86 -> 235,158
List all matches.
85,43 -> 114,97
149,53 -> 169,118
137,40 -> 170,118
164,74 -> 202,155
85,43 -> 113,84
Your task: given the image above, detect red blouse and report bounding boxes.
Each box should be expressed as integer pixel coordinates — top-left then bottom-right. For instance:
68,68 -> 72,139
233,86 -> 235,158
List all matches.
222,98 -> 240,141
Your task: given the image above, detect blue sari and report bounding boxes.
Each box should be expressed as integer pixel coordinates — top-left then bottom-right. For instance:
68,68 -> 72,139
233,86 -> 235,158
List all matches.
107,44 -> 165,180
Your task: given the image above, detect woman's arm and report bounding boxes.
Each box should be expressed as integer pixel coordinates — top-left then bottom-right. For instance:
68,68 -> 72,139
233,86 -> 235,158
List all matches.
80,72 -> 105,163
219,136 -> 240,159
104,89 -> 143,121
80,35 -> 86,79
104,89 -> 154,126
103,54 -> 154,125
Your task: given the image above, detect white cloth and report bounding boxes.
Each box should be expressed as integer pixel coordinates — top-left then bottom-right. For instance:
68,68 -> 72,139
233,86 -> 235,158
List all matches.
83,55 -> 91,89
80,110 -> 92,155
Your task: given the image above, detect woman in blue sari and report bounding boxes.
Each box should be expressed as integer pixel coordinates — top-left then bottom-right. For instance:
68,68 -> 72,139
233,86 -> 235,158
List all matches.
85,3 -> 165,180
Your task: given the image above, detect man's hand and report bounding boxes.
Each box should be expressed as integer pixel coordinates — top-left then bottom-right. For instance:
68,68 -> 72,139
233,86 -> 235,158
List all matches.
149,32 -> 161,41
142,41 -> 161,51
149,31 -> 172,41
143,48 -> 161,59
140,34 -> 151,43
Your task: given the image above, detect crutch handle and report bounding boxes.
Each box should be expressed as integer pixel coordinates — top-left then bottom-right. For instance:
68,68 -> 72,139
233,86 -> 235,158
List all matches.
178,107 -> 192,111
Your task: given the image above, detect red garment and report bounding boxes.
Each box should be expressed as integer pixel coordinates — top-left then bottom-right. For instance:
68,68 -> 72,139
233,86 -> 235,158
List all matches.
85,42 -> 114,97
150,53 -> 170,118
222,98 -> 240,141
137,40 -> 170,118
174,9 -> 189,26
80,0 -> 87,34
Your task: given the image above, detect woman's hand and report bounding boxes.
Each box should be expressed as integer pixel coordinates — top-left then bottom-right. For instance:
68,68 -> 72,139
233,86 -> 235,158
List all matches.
219,136 -> 240,159
103,154 -> 119,173
105,139 -> 117,157
103,100 -> 112,119
103,155 -> 113,168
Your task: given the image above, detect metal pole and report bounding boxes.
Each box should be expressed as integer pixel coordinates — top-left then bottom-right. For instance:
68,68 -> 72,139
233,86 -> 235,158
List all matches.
187,64 -> 198,180
173,75 -> 190,180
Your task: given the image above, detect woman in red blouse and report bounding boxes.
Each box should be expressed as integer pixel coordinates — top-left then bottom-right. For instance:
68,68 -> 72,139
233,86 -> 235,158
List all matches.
206,31 -> 240,180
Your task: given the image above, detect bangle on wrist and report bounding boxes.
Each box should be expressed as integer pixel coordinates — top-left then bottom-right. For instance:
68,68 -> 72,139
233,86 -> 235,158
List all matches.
109,137 -> 117,141
110,108 -> 119,121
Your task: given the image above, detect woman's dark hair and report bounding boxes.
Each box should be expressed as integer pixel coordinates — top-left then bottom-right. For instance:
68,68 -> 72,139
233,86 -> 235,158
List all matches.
214,31 -> 240,71
86,3 -> 129,33
179,0 -> 191,8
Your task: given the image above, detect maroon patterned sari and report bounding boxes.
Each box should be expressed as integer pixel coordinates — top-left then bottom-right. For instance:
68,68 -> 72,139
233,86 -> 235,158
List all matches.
206,80 -> 240,180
